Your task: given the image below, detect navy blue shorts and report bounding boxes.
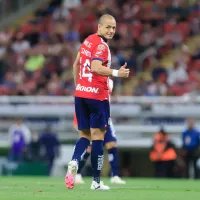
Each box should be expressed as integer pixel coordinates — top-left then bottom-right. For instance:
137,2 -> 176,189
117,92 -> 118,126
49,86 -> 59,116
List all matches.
75,97 -> 110,130
103,119 -> 117,145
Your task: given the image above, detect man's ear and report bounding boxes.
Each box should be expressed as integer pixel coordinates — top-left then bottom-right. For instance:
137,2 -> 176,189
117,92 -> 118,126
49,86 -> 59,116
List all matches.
98,24 -> 101,30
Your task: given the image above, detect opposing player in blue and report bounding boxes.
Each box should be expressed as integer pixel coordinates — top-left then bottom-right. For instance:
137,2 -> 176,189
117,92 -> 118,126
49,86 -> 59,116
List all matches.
74,79 -> 126,185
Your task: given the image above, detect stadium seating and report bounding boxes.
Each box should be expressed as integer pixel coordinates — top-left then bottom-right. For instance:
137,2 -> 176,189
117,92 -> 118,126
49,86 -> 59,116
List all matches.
0,0 -> 199,96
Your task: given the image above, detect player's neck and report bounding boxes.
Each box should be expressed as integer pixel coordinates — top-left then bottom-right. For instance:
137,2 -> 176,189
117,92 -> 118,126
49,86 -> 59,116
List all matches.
97,33 -> 108,43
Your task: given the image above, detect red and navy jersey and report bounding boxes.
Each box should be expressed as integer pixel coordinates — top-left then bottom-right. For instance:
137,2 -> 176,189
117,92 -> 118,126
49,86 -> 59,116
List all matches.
74,33 -> 111,101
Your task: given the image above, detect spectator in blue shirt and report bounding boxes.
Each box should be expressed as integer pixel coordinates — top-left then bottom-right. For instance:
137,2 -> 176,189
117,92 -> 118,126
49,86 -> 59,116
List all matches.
182,118 -> 200,179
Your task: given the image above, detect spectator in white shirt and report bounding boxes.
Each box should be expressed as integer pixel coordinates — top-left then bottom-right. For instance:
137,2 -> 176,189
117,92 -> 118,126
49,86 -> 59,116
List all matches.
12,32 -> 30,54
167,61 -> 188,86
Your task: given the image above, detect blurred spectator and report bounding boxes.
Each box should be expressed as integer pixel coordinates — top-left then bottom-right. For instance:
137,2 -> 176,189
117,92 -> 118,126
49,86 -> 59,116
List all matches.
167,61 -> 188,86
181,118 -> 200,179
26,132 -> 41,162
24,55 -> 45,72
8,117 -> 31,162
0,60 -> 7,83
146,80 -> 167,96
53,4 -> 70,20
192,42 -> 200,60
39,126 -> 60,175
134,77 -> 148,96
0,0 -> 199,96
149,127 -> 177,178
12,32 -> 30,54
63,0 -> 80,9
151,60 -> 167,81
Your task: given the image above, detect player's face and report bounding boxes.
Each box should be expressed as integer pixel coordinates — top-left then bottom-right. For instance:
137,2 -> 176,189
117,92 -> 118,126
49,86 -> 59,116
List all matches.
98,18 -> 116,40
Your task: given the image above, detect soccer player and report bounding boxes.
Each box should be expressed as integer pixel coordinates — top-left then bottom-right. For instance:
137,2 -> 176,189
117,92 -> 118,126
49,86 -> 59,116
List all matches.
65,14 -> 129,190
74,79 -> 126,185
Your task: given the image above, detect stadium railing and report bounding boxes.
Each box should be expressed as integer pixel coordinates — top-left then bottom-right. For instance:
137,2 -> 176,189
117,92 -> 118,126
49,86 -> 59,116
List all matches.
0,95 -> 200,147
0,95 -> 197,104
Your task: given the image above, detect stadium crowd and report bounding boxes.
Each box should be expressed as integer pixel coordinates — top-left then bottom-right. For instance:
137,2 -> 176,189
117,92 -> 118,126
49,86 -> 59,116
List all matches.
0,0 -> 199,96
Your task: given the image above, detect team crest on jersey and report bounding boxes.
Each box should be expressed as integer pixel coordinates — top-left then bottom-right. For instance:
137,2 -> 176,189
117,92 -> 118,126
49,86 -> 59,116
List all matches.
97,44 -> 105,50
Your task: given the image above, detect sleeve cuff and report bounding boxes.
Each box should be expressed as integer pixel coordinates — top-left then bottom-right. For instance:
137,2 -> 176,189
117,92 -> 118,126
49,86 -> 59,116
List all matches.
92,58 -> 103,62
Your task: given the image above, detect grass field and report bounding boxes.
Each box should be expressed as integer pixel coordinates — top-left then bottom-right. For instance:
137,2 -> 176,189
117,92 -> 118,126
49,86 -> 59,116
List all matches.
0,177 -> 199,200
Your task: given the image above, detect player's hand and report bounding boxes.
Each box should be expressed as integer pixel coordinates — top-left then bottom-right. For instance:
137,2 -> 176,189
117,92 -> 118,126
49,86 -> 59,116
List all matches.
118,62 -> 130,78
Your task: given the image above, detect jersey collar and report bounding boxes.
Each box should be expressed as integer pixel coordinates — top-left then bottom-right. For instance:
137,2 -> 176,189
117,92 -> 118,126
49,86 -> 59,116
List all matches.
97,34 -> 108,43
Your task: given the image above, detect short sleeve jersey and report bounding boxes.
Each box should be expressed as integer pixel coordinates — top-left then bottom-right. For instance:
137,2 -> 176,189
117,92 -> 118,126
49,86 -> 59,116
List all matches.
74,33 -> 111,101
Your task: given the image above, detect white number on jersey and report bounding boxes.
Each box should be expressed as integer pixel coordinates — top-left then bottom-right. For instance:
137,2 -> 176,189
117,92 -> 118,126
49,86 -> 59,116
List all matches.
82,59 -> 92,82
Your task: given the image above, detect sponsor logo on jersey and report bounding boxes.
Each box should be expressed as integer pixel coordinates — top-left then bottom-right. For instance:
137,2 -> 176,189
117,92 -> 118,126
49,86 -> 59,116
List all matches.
95,51 -> 103,56
83,40 -> 92,48
97,44 -> 105,50
76,84 -> 99,93
81,47 -> 91,57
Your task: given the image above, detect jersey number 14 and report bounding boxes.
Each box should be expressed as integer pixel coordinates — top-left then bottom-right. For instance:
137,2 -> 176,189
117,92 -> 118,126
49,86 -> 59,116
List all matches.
80,58 -> 93,82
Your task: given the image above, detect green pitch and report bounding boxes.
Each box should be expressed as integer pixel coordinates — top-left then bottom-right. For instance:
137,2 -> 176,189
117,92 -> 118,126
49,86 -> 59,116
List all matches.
0,177 -> 199,200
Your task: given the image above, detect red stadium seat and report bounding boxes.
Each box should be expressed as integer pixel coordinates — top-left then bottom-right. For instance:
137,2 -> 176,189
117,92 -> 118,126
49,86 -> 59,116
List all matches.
192,60 -> 200,70
164,22 -> 176,33
175,22 -> 190,41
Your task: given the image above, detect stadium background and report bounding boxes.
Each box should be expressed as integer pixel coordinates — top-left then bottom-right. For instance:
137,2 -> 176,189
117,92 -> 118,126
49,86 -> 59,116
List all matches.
0,0 -> 200,178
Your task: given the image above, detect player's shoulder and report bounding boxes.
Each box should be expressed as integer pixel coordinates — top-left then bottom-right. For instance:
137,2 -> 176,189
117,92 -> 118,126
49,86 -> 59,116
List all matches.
84,33 -> 99,43
88,33 -> 99,40
81,34 -> 108,54
81,34 -> 99,49
87,34 -> 107,47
